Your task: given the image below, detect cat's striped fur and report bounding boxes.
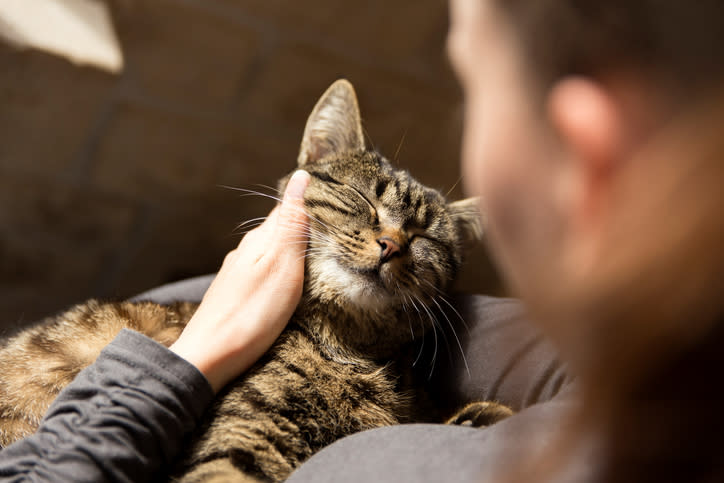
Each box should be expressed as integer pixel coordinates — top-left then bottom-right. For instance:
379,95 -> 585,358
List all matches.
0,80 -> 509,482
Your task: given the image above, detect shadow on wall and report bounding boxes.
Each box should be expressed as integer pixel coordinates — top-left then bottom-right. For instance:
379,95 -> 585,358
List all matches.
0,0 -> 503,331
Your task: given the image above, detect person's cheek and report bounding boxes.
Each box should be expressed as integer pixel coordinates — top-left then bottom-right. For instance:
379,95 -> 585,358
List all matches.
461,95 -> 489,200
461,95 -> 509,222
460,94 -> 531,289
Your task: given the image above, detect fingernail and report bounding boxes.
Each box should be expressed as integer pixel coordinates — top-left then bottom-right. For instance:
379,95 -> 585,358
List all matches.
285,170 -> 310,200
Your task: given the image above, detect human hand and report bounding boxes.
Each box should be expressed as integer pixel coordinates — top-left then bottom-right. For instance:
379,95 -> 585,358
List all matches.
170,170 -> 311,393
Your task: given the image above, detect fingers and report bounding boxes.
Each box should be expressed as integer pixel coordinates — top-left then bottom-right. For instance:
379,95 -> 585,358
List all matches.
237,207 -> 278,253
232,170 -> 309,266
272,170 -> 310,260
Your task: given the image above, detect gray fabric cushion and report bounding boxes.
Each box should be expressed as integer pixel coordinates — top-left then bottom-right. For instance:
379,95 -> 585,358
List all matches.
130,274 -> 214,305
286,390 -> 581,483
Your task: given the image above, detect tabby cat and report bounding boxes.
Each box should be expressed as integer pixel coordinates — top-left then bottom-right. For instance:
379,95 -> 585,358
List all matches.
0,80 -> 511,482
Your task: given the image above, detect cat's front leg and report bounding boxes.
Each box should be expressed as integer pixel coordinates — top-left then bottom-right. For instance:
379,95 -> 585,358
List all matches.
445,401 -> 513,428
173,458 -> 266,483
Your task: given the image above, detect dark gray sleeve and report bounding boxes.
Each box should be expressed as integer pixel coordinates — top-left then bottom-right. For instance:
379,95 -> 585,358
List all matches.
0,329 -> 214,483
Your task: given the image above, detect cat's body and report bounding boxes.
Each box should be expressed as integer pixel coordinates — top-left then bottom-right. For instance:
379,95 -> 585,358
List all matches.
179,322 -> 412,482
0,80 -> 510,482
0,300 -> 196,447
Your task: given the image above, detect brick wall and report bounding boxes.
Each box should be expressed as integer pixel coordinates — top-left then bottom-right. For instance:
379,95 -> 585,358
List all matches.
0,0 -> 502,330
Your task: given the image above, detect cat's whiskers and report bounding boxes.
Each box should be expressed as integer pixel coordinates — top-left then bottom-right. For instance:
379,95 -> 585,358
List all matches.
235,224 -> 267,237
425,299 -> 447,378
232,217 -> 319,250
222,186 -> 343,240
274,220 -> 337,248
251,183 -> 281,194
401,291 -> 430,369
220,186 -> 284,205
444,175 -> 464,199
234,216 -> 269,231
295,246 -> 333,263
411,279 -> 469,378
420,284 -> 462,379
429,295 -> 471,379
237,222 -> 314,242
421,281 -> 472,339
407,292 -> 441,378
401,292 -> 423,364
292,244 -> 336,261
396,283 -> 415,341
293,246 -> 347,269
393,129 -> 408,163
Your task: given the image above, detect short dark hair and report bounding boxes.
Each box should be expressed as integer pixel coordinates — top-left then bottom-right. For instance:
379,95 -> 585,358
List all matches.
495,1 -> 724,96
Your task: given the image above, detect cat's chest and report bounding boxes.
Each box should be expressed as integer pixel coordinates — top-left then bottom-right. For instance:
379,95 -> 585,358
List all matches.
291,301 -> 417,359
232,329 -> 409,440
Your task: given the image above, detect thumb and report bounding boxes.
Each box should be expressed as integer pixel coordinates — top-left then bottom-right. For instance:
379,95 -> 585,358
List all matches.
274,170 -> 310,257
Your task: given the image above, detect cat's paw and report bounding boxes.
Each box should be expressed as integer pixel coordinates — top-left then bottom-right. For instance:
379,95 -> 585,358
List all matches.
445,401 -> 514,428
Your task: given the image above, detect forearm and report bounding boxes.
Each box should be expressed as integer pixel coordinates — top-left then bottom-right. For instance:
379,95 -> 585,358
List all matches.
0,329 -> 214,483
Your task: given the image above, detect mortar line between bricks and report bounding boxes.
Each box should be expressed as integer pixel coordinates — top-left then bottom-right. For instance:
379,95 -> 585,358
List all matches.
114,87 -> 303,143
227,29 -> 279,113
172,0 -> 454,96
91,203 -> 159,299
69,73 -> 130,185
69,100 -> 118,185
118,89 -> 234,122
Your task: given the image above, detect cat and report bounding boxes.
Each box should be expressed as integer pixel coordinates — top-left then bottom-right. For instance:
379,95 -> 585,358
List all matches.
0,79 -> 512,482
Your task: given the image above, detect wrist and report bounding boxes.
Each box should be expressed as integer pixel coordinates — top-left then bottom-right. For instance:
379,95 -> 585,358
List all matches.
170,316 -> 273,393
170,335 -> 241,393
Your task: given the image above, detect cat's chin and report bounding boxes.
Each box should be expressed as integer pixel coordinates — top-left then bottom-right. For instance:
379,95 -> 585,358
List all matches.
308,258 -> 397,312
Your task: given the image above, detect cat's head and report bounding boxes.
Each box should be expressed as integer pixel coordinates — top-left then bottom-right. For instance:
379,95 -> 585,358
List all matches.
279,80 -> 482,320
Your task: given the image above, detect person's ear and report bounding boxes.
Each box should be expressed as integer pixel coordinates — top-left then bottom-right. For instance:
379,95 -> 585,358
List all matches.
546,76 -> 632,276
547,77 -> 627,225
548,77 -> 626,176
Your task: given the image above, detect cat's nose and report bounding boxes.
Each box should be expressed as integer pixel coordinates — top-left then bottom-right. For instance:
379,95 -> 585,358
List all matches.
377,236 -> 401,263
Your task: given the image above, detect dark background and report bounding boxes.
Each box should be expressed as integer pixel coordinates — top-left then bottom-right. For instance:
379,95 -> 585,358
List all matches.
0,0 -> 502,332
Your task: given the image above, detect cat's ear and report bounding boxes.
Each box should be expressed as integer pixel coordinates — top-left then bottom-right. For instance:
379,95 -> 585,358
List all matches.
298,79 -> 365,166
448,197 -> 484,247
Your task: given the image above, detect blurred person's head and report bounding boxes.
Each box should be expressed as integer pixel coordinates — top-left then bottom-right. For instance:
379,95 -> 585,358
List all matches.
448,0 -> 724,480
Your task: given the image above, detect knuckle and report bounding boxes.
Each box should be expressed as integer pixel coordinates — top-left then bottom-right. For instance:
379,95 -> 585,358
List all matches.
223,249 -> 238,265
